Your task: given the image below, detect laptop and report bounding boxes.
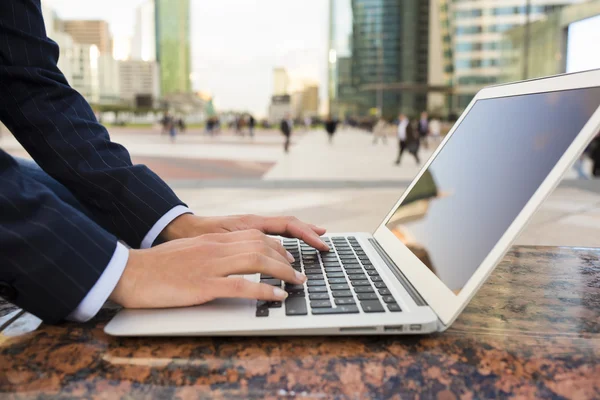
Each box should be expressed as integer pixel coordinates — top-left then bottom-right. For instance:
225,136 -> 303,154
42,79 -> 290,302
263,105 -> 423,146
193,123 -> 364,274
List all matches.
105,69 -> 600,337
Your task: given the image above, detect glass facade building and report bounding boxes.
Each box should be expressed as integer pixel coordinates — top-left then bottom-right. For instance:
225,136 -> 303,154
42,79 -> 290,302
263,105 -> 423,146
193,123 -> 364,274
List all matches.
447,0 -> 579,110
329,0 -> 431,119
155,0 -> 191,95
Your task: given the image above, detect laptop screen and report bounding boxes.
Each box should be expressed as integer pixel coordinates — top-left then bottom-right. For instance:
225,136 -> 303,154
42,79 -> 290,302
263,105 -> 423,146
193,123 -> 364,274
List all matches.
386,87 -> 600,294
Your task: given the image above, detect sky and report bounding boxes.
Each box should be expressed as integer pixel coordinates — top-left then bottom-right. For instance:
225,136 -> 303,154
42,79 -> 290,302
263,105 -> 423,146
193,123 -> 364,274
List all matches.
43,0 -> 330,117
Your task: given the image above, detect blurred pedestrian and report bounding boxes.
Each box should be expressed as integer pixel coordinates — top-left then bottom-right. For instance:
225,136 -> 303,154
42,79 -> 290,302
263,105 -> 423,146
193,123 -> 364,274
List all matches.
417,111 -> 430,149
280,113 -> 293,153
429,117 -> 442,147
395,113 -> 420,165
324,115 -> 338,144
372,117 -> 388,145
248,114 -> 256,138
304,116 -> 312,132
177,117 -> 186,134
161,111 -> 177,142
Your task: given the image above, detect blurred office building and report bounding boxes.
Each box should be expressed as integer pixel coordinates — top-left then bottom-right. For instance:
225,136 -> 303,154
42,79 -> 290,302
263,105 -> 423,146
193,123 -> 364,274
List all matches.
291,84 -> 320,119
273,67 -> 291,96
155,0 -> 192,95
328,0 -> 448,119
445,0 -> 582,110
61,20 -> 112,55
119,60 -> 160,108
501,0 -> 600,82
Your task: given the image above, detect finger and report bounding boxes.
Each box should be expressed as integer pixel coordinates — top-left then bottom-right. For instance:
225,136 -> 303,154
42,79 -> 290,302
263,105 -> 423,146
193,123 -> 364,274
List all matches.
257,216 -> 330,251
215,253 -> 306,284
214,240 -> 294,267
308,224 -> 327,236
210,277 -> 289,301
201,230 -> 293,262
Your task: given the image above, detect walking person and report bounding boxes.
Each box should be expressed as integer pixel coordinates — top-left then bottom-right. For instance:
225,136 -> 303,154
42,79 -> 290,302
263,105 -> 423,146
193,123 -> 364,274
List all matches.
417,111 -> 430,149
248,114 -> 256,138
324,115 -> 338,145
372,116 -> 388,145
280,113 -> 293,153
395,113 -> 420,165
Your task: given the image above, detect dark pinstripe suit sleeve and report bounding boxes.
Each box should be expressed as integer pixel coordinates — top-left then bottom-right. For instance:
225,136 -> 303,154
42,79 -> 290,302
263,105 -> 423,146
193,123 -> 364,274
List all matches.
0,0 -> 186,249
0,152 -> 118,323
0,1 -> 187,323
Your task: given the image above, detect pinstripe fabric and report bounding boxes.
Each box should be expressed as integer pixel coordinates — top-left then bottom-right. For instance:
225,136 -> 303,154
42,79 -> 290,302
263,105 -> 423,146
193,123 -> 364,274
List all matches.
0,0 -> 187,323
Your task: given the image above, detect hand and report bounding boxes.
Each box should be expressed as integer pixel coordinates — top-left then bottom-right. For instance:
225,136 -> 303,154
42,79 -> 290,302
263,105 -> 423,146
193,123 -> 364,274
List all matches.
110,230 -> 306,309
162,214 -> 330,251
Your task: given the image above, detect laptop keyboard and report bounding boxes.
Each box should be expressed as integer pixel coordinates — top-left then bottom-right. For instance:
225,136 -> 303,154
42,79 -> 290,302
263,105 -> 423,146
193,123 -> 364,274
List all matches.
255,236 -> 402,317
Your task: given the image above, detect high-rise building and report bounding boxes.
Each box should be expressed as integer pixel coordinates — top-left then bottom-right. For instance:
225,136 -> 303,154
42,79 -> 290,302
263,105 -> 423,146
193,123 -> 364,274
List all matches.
500,0 -> 600,83
155,0 -> 191,95
131,0 -> 156,62
328,0 -> 432,119
62,20 -> 112,54
447,0 -> 580,110
273,68 -> 290,95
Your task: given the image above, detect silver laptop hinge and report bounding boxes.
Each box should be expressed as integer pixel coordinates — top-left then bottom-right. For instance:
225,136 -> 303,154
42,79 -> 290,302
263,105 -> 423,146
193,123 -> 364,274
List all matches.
368,238 -> 428,307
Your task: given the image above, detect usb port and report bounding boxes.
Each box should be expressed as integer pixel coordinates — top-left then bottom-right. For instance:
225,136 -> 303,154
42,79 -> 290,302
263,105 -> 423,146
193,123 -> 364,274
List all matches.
384,325 -> 404,332
409,324 -> 422,332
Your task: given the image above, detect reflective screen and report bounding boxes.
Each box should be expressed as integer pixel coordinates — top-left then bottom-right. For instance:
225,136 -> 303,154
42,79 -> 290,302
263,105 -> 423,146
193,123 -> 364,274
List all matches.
386,87 -> 600,293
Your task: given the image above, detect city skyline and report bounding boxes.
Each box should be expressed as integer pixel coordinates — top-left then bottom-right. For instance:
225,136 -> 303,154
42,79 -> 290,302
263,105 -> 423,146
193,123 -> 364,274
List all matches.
43,0 -> 329,117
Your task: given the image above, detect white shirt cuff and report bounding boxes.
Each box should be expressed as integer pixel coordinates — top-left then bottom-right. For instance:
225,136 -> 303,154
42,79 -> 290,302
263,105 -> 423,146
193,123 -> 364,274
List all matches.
67,206 -> 192,322
140,205 -> 192,249
67,241 -> 129,322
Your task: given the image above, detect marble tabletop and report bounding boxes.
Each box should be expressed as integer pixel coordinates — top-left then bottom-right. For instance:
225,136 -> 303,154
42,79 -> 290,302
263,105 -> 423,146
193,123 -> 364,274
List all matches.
1,246 -> 599,399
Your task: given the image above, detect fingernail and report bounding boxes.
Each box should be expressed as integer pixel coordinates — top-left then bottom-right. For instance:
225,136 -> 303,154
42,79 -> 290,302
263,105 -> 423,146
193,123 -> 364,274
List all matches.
286,251 -> 295,263
295,271 -> 307,283
274,287 -> 288,300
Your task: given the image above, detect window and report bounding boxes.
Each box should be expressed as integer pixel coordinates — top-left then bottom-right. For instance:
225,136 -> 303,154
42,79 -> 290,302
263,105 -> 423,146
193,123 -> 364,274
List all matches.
456,25 -> 482,35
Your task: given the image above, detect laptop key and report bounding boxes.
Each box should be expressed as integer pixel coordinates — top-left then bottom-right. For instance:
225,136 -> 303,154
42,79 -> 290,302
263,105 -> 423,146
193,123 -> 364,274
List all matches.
285,284 -> 304,291
382,296 -> 397,304
360,300 -> 385,313
311,305 -> 359,315
378,288 -> 391,295
288,290 -> 306,298
335,298 -> 356,306
328,278 -> 348,285
307,280 -> 326,287
374,282 -> 387,289
307,274 -> 325,280
325,267 -> 343,273
330,284 -> 350,291
326,272 -> 345,278
370,276 -> 384,282
348,274 -> 367,281
285,297 -> 308,316
367,270 -> 380,276
354,286 -> 375,294
332,290 -> 353,298
268,301 -> 282,308
362,265 -> 376,271
308,286 -> 328,293
309,293 -> 330,300
388,303 -> 402,312
256,308 -> 269,317
310,300 -> 332,308
357,293 -> 378,301
352,280 -> 371,286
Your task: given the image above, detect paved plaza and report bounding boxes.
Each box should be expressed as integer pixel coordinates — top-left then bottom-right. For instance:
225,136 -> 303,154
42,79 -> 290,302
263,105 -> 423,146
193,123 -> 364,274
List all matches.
2,126 -> 600,247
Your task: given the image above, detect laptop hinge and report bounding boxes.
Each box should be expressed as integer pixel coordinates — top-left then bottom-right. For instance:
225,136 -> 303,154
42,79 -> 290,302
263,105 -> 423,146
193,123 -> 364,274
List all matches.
369,238 -> 428,307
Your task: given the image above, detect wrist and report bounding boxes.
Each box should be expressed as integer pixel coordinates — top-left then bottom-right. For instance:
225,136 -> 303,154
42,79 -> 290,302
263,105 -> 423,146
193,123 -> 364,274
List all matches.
109,249 -> 144,308
160,213 -> 200,241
